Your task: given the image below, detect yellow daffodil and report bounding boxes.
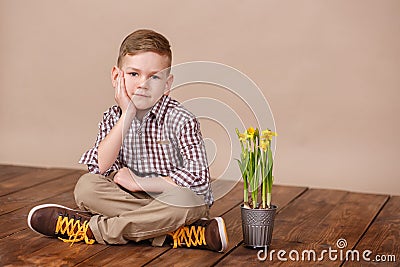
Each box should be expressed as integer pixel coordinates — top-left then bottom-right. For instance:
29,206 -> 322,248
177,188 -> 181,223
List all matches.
236,128 -> 246,142
247,127 -> 255,139
261,129 -> 277,141
260,139 -> 269,151
238,133 -> 247,142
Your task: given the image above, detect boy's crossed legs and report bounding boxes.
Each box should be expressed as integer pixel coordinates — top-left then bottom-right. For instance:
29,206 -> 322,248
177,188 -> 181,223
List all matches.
28,173 -> 228,252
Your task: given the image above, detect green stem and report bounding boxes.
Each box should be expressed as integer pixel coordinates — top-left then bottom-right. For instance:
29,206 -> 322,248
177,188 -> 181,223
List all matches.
261,151 -> 266,209
262,179 -> 266,209
252,191 -> 257,208
267,147 -> 273,208
243,179 -> 248,204
267,192 -> 272,208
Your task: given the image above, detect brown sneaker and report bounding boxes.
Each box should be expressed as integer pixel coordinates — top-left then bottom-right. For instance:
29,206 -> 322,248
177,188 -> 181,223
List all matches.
168,217 -> 228,252
27,204 -> 95,245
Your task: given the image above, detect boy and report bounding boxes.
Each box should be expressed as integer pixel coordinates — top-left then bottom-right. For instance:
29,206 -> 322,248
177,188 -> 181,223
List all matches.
27,29 -> 228,252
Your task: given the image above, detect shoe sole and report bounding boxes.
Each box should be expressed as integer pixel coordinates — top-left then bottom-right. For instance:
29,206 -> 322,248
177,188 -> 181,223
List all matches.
27,203 -> 81,237
213,217 -> 229,252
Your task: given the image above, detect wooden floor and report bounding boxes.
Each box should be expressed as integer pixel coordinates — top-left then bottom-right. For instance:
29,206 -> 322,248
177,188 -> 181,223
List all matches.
0,165 -> 398,266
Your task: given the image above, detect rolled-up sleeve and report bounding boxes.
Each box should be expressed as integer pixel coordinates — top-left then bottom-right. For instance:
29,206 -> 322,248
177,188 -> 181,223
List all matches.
78,106 -> 123,176
169,117 -> 213,204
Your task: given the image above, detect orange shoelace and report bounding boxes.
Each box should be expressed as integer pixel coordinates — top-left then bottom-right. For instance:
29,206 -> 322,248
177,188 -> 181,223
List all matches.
55,215 -> 95,246
168,225 -> 206,248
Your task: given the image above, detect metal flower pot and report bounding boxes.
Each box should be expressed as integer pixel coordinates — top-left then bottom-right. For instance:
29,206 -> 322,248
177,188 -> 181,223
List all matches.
241,204 -> 277,249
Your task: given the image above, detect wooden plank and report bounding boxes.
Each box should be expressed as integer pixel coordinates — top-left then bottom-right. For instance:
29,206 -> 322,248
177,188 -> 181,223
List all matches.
343,196 -> 399,267
0,170 -> 85,216
2,166 -> 395,267
0,168 -> 111,267
0,193 -> 84,265
216,189 -> 388,266
143,185 -> 307,267
209,180 -> 243,217
76,242 -> 168,267
304,192 -> 389,266
0,164 -> 41,182
0,190 -> 78,239
0,168 -> 77,196
0,229 -> 107,266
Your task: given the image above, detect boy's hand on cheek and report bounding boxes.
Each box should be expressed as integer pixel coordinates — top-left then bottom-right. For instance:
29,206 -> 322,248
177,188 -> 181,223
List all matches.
114,70 -> 136,116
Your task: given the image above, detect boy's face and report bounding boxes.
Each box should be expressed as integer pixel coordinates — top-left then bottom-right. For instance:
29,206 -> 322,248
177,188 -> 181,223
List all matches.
112,51 -> 173,115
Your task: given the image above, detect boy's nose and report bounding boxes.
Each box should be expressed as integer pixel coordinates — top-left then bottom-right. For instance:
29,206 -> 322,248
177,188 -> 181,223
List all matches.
138,76 -> 149,89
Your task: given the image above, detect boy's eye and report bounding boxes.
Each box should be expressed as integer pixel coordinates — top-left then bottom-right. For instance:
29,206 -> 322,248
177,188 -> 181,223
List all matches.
128,72 -> 139,77
151,75 -> 160,80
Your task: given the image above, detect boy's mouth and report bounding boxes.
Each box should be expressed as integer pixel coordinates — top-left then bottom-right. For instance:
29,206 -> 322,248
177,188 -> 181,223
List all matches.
134,93 -> 149,97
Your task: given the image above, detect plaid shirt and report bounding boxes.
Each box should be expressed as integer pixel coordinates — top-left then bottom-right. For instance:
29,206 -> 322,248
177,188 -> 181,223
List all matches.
79,95 -> 213,206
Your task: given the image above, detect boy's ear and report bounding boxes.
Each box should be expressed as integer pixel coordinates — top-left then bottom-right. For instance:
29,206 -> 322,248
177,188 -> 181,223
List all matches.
164,74 -> 174,96
111,66 -> 119,88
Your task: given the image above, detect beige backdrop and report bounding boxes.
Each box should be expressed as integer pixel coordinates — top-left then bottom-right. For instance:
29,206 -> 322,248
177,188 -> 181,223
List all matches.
1,0 -> 399,195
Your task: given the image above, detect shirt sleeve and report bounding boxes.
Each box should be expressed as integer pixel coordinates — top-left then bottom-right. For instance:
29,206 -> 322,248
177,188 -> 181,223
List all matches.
78,106 -> 124,176
170,117 -> 212,197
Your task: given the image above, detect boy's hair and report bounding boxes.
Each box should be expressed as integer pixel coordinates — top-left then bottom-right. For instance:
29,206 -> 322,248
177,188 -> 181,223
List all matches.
117,29 -> 172,68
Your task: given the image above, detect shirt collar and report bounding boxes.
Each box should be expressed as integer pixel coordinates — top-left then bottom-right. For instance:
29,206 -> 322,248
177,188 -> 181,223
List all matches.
149,95 -> 170,125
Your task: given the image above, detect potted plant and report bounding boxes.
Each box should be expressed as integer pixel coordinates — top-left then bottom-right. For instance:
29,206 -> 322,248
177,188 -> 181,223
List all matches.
236,127 -> 277,249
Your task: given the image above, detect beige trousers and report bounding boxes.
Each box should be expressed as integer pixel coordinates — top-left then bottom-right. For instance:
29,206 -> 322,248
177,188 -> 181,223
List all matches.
74,172 -> 209,246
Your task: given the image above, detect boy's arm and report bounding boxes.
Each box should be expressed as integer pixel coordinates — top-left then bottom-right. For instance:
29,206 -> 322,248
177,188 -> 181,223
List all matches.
169,117 -> 211,195
113,167 -> 177,192
97,111 -> 134,174
98,69 -> 136,174
113,117 -> 210,195
78,106 -> 124,175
